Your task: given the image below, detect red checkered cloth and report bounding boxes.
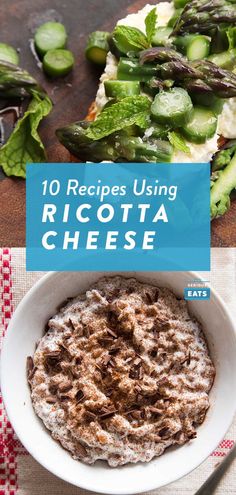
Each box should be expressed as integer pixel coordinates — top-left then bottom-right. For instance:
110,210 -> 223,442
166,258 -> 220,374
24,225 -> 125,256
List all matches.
0,248 -> 235,495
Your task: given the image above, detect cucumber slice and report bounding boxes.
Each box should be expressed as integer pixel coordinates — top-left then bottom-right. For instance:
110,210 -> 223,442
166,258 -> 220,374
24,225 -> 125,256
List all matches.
208,49 -> 236,69
0,43 -> 19,65
104,80 -> 140,99
152,27 -> 172,47
34,22 -> 67,56
85,31 -> 109,66
181,106 -> 217,144
191,93 -> 224,115
151,87 -> 193,126
43,49 -> 74,77
117,58 -> 157,82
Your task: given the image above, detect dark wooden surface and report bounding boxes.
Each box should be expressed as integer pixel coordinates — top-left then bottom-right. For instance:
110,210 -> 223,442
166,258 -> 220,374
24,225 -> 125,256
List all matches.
0,0 -> 235,246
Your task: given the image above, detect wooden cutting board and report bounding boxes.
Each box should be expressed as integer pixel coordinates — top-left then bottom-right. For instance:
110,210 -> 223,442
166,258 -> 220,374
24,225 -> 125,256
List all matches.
0,0 -> 235,246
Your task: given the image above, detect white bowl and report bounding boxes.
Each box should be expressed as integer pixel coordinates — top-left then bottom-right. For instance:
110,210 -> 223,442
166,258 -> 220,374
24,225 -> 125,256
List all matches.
1,271 -> 236,494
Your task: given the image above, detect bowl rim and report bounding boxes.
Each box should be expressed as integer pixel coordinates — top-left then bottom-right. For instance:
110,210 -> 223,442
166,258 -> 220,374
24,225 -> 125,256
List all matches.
1,269 -> 236,495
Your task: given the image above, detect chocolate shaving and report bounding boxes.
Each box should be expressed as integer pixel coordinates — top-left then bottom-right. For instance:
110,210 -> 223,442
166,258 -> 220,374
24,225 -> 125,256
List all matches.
46,397 -> 57,404
148,406 -> 162,417
75,390 -> 85,403
158,427 -> 170,438
107,328 -> 118,339
26,356 -> 36,381
98,408 -> 117,419
76,442 -> 87,457
145,292 -> 153,305
48,383 -> 58,395
59,394 -> 70,402
58,382 -> 72,393
109,346 -> 121,355
84,410 -> 97,422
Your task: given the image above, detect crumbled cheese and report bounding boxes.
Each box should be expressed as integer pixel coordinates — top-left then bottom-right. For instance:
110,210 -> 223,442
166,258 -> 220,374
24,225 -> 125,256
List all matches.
172,132 -> 219,163
217,97 -> 236,139
117,2 -> 174,32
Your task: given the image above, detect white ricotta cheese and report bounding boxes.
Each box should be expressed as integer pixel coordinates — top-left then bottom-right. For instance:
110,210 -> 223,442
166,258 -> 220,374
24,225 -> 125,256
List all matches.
217,97 -> 236,139
172,132 -> 219,163
117,2 -> 174,32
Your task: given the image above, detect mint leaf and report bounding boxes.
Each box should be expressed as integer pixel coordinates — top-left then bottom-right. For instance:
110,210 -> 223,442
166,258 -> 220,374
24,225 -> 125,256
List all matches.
112,25 -> 149,54
0,91 -> 52,178
145,8 -> 158,44
168,131 -> 190,153
86,96 -> 151,140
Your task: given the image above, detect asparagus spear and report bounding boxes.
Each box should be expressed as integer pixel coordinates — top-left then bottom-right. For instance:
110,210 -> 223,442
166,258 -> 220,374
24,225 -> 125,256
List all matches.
140,48 -> 236,97
0,60 -> 42,98
56,121 -> 173,162
172,0 -> 236,35
211,151 -> 236,218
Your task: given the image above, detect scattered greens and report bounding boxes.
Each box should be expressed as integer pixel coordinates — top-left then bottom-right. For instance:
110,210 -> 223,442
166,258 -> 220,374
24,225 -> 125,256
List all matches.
85,32 -> 110,65
0,61 -> 52,177
85,96 -> 151,140
112,26 -> 149,54
211,152 -> 236,218
34,22 -> 67,56
168,131 -> 190,153
0,91 -> 52,177
43,49 -> 74,77
57,0 -> 236,220
145,8 -> 158,45
34,21 -> 74,77
111,7 -> 157,55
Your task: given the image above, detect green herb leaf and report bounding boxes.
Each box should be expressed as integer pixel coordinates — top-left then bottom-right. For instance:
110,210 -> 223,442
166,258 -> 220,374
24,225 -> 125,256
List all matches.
86,96 -> 151,140
0,91 -> 52,178
145,8 -> 158,44
112,25 -> 149,54
226,26 -> 236,49
168,131 -> 190,153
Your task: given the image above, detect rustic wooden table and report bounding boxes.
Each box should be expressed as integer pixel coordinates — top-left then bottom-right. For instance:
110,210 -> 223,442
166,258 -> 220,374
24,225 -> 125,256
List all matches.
0,0 -> 235,246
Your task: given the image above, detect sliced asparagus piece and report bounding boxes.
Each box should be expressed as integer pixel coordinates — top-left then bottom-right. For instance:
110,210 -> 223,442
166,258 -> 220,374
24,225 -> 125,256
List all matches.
117,58 -> 157,81
211,152 -> 236,218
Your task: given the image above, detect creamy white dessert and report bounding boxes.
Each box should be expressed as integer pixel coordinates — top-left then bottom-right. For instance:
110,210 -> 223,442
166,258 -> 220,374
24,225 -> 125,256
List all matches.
28,277 -> 215,467
95,2 -> 236,163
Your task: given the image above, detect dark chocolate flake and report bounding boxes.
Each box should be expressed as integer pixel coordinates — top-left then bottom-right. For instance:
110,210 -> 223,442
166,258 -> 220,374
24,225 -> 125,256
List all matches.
107,328 -> 118,339
75,390 -> 85,403
158,427 -> 170,438
99,408 -> 118,419
76,442 -> 87,457
84,410 -> 97,422
46,397 -> 57,404
26,356 -> 36,381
